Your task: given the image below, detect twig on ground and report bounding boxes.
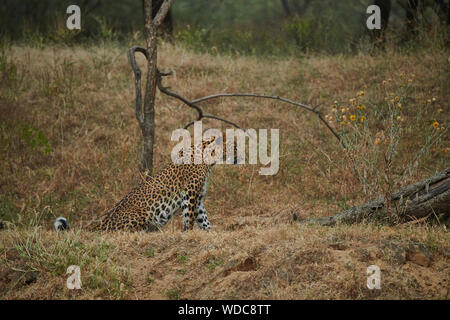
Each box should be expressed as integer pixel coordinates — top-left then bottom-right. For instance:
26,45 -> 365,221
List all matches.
301,167 -> 450,226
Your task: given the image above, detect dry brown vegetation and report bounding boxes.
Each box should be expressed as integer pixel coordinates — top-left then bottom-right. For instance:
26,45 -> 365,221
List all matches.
0,42 -> 449,299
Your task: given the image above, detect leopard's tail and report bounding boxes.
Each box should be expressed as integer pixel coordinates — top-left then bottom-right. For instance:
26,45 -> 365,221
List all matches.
54,217 -> 70,231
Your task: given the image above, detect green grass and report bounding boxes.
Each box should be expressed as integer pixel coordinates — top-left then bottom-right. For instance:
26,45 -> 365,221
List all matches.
166,287 -> 181,300
143,248 -> 155,257
177,254 -> 188,264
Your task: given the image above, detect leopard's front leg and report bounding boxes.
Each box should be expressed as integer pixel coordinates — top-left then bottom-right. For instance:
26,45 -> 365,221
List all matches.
195,181 -> 211,230
181,182 -> 202,231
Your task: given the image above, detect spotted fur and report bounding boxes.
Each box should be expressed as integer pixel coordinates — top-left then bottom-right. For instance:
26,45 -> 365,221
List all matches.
56,135 -> 237,232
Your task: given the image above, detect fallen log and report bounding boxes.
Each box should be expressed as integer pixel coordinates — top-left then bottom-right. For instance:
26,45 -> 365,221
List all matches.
303,167 -> 450,226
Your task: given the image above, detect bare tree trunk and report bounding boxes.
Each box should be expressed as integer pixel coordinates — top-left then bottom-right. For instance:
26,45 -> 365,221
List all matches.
302,168 -> 450,226
142,0 -> 173,36
132,0 -> 174,174
141,1 -> 157,173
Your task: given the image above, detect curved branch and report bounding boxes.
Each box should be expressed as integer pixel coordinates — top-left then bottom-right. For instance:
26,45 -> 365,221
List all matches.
191,92 -> 343,147
318,113 -> 343,146
157,71 -> 344,148
157,70 -> 242,130
184,114 -> 242,130
192,93 -> 317,113
157,70 -> 203,119
128,46 -> 149,129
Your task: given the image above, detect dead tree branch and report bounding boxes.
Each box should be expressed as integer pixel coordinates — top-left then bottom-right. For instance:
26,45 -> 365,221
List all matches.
128,46 -> 149,131
157,71 -> 203,119
186,92 -> 342,145
183,115 -> 242,130
133,54 -> 343,147
157,71 -> 243,130
302,167 -> 450,226
153,0 -> 174,27
157,72 -> 343,142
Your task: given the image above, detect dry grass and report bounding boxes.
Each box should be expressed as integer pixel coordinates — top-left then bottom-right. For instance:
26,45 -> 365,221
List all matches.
0,42 -> 448,299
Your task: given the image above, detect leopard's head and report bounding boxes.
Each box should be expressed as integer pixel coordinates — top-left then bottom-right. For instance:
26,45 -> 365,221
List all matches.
174,132 -> 240,165
202,134 -> 240,165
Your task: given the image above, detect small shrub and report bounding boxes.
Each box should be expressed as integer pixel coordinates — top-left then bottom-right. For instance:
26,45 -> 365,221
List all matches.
324,75 -> 447,222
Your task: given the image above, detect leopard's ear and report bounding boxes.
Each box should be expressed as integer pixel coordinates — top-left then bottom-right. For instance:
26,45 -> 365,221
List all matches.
214,135 -> 223,145
202,135 -> 215,144
203,134 -> 222,145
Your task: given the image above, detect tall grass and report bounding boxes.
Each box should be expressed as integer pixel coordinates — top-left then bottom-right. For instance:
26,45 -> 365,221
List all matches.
0,13 -> 448,299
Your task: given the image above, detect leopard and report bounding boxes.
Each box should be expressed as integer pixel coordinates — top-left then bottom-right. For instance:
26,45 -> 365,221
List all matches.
54,134 -> 238,232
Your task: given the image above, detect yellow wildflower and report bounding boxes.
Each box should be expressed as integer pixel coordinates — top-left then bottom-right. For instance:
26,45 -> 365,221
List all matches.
360,116 -> 365,122
350,115 -> 356,121
432,121 -> 439,128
